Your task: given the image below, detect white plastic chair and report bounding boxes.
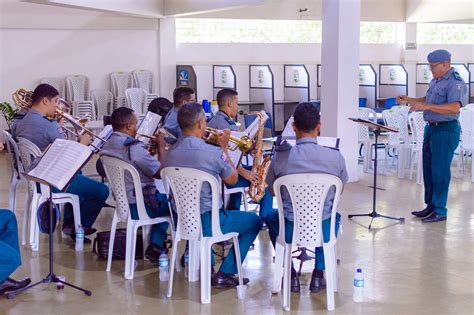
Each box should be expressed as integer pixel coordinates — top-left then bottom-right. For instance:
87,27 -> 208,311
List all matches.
66,75 -> 90,102
382,109 -> 410,176
2,131 -> 29,245
161,167 -> 245,304
91,90 -> 114,119
408,111 -> 427,184
125,88 -> 147,116
457,108 -> 474,182
72,100 -> 96,120
465,104 -> 474,110
100,156 -> 174,279
357,107 -> 376,172
146,93 -> 159,108
272,173 -> 342,311
111,72 -> 133,109
40,77 -> 66,99
16,137 -> 82,252
132,70 -> 153,93
224,186 -> 249,212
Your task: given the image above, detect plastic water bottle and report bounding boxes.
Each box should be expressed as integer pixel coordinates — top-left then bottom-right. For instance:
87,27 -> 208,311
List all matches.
75,225 -> 84,252
184,250 -> 189,278
159,251 -> 169,282
353,268 -> 364,303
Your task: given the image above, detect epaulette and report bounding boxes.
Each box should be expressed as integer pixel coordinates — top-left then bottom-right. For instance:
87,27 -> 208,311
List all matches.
276,140 -> 292,152
123,137 -> 142,146
323,146 -> 340,151
453,71 -> 462,81
13,113 -> 26,120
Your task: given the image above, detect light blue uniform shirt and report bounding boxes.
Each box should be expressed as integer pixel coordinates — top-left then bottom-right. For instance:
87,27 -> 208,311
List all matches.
266,137 -> 348,221
163,107 -> 182,143
14,108 -> 65,151
207,111 -> 240,131
164,136 -> 233,214
101,131 -> 160,204
424,68 -> 467,122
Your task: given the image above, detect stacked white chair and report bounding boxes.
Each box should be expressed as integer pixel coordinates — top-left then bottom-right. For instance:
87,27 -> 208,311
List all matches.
272,173 -> 343,311
357,107 -> 376,172
132,70 -> 153,93
66,75 -> 90,102
457,107 -> 474,182
111,72 -> 133,109
125,88 -> 147,116
91,90 -> 114,120
161,167 -> 245,304
72,100 -> 96,120
408,111 -> 427,184
16,137 -> 82,251
382,109 -> 410,175
100,156 -> 174,280
146,93 -> 160,108
40,77 -> 66,99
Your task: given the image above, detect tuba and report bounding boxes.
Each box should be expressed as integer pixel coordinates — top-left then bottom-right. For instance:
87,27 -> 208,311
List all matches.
248,112 -> 272,203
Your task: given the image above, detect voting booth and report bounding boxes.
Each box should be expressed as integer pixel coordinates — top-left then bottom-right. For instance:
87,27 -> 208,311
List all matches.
282,64 -> 309,128
248,64 -> 274,127
212,65 -> 236,99
359,64 -> 377,108
378,64 -> 408,101
468,63 -> 474,103
176,65 -> 197,98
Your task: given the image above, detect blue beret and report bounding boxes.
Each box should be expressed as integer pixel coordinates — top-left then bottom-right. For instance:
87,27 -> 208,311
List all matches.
427,49 -> 451,63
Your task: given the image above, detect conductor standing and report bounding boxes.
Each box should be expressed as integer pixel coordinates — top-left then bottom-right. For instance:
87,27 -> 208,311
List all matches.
397,49 -> 467,223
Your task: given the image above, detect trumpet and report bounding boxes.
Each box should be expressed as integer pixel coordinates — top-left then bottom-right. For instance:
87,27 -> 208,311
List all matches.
12,88 -> 107,145
204,127 -> 253,153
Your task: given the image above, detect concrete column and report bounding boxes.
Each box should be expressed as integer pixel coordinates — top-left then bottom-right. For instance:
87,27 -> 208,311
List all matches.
403,23 -> 418,97
320,0 -> 360,181
158,17 -> 176,100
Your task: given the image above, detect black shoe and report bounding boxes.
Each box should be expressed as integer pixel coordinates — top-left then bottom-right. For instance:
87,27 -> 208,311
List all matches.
145,243 -> 166,263
69,234 -> 91,244
310,269 -> 326,293
411,205 -> 434,218
422,212 -> 447,223
290,268 -> 300,292
63,224 -> 96,236
0,277 -> 31,295
211,271 -> 249,288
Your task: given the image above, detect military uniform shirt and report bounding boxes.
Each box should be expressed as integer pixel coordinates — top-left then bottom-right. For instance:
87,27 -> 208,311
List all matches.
101,131 -> 160,204
266,137 -> 348,221
164,136 -> 233,214
163,107 -> 182,142
207,111 -> 240,131
14,108 -> 65,151
424,68 -> 467,122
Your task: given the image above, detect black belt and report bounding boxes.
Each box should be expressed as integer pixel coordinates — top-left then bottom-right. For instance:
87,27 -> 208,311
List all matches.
427,120 -> 457,127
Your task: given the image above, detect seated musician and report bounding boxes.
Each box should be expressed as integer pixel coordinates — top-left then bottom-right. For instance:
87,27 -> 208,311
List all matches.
165,103 -> 263,288
163,87 -> 196,142
0,210 -> 31,295
208,88 -> 273,219
13,84 -> 109,242
265,102 -> 348,293
101,107 -> 172,262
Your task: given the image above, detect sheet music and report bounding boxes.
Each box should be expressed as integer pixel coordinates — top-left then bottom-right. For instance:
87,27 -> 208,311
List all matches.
244,110 -> 269,139
89,125 -> 113,153
28,139 -> 92,190
281,116 -> 295,139
228,131 -> 245,166
137,111 -> 162,144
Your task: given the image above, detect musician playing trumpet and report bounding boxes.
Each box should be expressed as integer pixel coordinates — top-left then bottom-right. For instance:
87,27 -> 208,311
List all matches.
207,88 -> 273,219
13,84 -> 109,243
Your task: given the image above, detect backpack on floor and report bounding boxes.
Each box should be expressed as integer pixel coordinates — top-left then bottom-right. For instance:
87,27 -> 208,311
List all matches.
93,229 -> 143,260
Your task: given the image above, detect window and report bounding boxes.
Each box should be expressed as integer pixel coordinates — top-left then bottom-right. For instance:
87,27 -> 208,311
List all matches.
176,19 -> 398,44
417,23 -> 474,45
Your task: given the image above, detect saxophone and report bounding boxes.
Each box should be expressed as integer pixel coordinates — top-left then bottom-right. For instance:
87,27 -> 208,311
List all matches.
248,111 -> 272,203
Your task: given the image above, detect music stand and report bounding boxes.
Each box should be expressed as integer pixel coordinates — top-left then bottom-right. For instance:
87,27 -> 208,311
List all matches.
347,118 -> 405,229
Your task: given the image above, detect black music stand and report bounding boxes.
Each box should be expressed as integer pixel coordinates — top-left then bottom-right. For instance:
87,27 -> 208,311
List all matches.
347,118 -> 405,230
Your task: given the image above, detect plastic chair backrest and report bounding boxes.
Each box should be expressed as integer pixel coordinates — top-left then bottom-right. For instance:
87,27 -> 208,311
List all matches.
41,77 -> 66,99
382,109 -> 406,145
408,111 -> 426,148
125,88 -> 147,115
100,156 -> 149,222
91,90 -> 114,119
459,108 -> 474,151
161,167 -> 222,241
66,75 -> 90,101
132,70 -> 153,93
72,100 -> 96,120
111,72 -> 133,97
16,137 -> 41,169
2,130 -> 23,178
359,98 -> 367,108
357,107 -> 376,142
384,97 -> 397,109
273,173 -> 342,247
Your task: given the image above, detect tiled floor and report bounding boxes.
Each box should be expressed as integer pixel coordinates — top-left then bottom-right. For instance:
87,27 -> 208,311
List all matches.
1,151 -> 473,314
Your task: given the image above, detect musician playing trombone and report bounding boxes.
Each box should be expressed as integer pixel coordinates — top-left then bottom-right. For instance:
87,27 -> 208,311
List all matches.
207,88 -> 273,219
13,84 -> 109,243
101,107 -> 173,262
164,103 -> 262,288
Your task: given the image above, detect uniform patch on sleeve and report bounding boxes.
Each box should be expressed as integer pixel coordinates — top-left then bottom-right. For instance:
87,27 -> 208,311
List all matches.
457,84 -> 463,90
220,153 -> 227,162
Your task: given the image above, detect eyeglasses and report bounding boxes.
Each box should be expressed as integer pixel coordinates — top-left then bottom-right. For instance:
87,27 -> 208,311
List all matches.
428,62 -> 443,70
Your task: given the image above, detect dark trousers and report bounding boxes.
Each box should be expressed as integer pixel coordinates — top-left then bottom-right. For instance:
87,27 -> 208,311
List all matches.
423,121 -> 460,215
0,210 -> 21,283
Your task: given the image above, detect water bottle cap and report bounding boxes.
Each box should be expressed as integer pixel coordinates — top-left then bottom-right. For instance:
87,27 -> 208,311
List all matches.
357,268 -> 362,273
160,250 -> 167,254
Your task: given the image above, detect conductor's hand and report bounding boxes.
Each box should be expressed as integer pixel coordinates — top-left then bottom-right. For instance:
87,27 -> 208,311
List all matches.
409,100 -> 427,112
396,95 -> 409,105
215,129 -> 231,150
79,133 -> 92,145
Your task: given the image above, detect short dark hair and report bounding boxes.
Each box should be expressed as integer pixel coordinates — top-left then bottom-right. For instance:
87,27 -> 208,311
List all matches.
216,88 -> 238,108
293,102 -> 320,132
177,103 -> 204,131
173,87 -> 195,106
148,97 -> 173,117
31,84 -> 59,105
111,107 -> 135,131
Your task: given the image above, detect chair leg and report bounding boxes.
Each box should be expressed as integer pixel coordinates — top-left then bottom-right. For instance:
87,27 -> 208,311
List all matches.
417,150 -> 423,184
8,177 -> 19,212
333,244 -> 338,293
282,244 -> 291,311
200,241 -> 212,304
272,242 -> 285,294
168,222 -> 181,273
21,188 -> 31,246
323,244 -> 335,311
30,192 -> 42,251
106,214 -> 118,272
242,191 -> 249,212
189,240 -> 200,282
124,225 -> 138,280
232,236 -> 245,299
167,238 -> 180,298
71,198 -> 82,246
142,225 -> 150,259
